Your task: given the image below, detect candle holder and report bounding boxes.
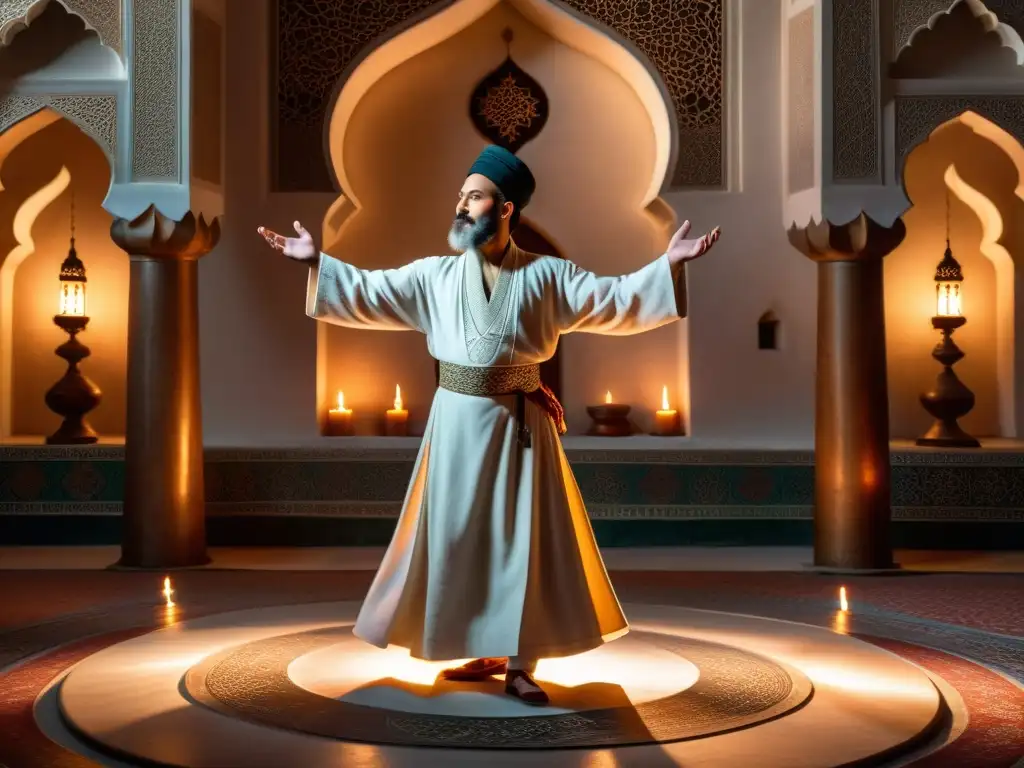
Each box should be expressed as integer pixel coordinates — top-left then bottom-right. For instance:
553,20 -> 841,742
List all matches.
917,314 -> 979,447
45,313 -> 102,444
586,403 -> 632,437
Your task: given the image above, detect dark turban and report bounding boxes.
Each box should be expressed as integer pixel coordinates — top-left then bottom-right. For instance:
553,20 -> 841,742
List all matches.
467,145 -> 535,227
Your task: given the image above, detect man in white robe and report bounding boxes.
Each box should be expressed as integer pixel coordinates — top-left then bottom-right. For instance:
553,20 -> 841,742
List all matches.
259,145 -> 720,704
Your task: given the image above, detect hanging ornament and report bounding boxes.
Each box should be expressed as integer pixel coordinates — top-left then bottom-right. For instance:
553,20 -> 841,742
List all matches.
469,28 -> 549,153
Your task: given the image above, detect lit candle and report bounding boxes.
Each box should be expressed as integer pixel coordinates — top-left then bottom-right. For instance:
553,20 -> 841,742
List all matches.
385,384 -> 409,436
587,390 -> 632,436
162,576 -> 175,607
839,586 -> 849,612
653,386 -> 681,436
327,390 -> 353,436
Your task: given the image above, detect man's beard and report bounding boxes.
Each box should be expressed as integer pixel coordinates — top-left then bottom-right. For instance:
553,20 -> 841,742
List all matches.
447,209 -> 499,253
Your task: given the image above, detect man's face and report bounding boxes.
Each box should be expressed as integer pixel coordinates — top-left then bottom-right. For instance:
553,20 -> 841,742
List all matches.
448,173 -> 507,252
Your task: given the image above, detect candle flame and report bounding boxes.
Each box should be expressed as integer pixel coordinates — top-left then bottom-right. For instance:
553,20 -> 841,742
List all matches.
394,384 -> 402,410
839,586 -> 849,612
661,385 -> 669,410
605,390 -> 613,404
162,576 -> 175,607
333,390 -> 351,413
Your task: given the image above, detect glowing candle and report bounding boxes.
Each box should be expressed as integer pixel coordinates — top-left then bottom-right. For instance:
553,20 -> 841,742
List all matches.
326,390 -> 353,436
162,576 -> 175,607
587,390 -> 632,437
385,384 -> 409,436
653,386 -> 681,436
839,586 -> 849,612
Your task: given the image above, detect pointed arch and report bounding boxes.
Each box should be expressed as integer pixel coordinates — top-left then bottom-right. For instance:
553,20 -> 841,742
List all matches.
0,96 -> 117,189
0,166 -> 71,438
888,110 -> 1024,438
0,108 -> 123,439
322,0 -> 675,210
0,0 -> 122,57
896,98 -> 1024,188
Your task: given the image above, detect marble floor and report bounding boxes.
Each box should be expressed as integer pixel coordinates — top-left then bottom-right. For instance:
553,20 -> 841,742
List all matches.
0,550 -> 1021,767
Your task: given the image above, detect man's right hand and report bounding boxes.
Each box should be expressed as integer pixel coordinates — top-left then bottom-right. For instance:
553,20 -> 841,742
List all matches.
258,221 -> 318,263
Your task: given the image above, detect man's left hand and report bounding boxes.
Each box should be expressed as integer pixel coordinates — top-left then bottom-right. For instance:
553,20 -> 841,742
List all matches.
667,221 -> 721,266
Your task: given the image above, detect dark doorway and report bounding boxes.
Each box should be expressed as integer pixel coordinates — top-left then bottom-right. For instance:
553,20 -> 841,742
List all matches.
434,220 -> 563,400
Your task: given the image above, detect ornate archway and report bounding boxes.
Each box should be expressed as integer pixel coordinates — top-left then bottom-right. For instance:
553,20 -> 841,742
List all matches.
271,0 -> 726,194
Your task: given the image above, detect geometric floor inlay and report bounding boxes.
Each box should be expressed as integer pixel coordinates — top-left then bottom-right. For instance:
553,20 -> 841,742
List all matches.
186,627 -> 814,748
55,603 -> 948,767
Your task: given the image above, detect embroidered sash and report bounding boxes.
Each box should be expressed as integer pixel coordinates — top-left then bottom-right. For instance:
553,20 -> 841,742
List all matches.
436,361 -> 568,446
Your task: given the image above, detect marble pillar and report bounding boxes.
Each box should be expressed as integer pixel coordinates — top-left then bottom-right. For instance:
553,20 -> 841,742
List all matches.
788,213 -> 906,571
110,206 -> 220,568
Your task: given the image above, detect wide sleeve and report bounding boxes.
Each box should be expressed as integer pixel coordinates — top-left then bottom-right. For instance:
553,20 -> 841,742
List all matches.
305,252 -> 431,332
557,253 -> 687,335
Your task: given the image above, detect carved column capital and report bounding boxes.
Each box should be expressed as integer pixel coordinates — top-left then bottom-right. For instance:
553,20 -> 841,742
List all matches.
110,204 -> 220,261
787,213 -> 906,263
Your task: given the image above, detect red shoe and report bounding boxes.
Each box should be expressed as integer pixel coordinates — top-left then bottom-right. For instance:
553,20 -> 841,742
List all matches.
504,669 -> 549,705
440,657 -> 509,681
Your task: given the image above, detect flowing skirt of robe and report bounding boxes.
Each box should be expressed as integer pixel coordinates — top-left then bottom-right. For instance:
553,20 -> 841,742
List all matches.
352,388 -> 628,661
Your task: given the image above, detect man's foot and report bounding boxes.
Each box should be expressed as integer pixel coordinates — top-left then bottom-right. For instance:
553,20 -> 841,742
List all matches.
504,669 -> 549,705
440,657 -> 508,681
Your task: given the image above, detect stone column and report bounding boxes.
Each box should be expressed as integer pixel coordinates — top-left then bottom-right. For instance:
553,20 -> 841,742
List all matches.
110,206 -> 220,568
788,213 -> 906,571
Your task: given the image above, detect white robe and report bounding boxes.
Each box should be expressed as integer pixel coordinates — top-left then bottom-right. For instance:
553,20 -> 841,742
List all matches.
306,240 -> 686,661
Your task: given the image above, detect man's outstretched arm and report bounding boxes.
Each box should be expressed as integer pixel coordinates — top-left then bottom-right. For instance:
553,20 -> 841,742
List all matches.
259,221 -> 432,333
557,221 -> 719,336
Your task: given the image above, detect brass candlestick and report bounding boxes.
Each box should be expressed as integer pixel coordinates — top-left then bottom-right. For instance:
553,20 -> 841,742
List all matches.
917,314 -> 979,447
45,313 -> 101,444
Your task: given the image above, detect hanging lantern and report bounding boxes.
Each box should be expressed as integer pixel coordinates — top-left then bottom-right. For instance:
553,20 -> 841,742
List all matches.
58,238 -> 87,317
933,243 -> 963,318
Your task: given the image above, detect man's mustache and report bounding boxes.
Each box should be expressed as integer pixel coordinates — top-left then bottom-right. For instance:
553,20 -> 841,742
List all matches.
454,213 -> 474,225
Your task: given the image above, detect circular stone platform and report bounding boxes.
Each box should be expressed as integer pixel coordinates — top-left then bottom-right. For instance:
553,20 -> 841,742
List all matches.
56,603 -> 946,767
185,626 -> 812,748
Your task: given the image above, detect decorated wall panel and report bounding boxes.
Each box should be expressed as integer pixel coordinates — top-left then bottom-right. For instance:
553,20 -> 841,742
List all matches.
131,0 -> 180,181
831,0 -> 879,182
272,0 -> 725,192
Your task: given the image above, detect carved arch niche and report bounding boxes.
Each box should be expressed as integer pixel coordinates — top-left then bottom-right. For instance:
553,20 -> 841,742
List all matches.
310,0 -> 690,435
886,112 -> 1024,440
0,109 -> 128,439
272,0 -> 726,192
